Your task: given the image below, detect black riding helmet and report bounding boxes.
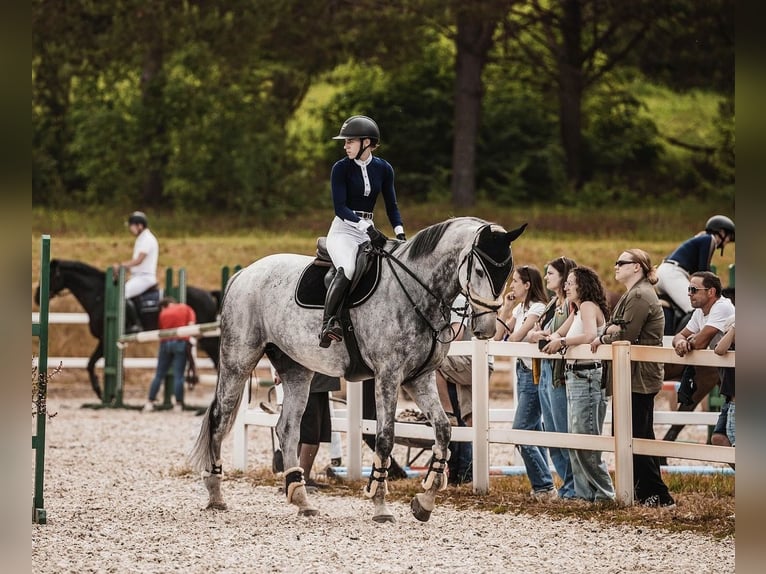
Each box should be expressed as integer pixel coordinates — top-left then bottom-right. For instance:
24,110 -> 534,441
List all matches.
705,214 -> 734,255
332,115 -> 380,160
127,211 -> 149,227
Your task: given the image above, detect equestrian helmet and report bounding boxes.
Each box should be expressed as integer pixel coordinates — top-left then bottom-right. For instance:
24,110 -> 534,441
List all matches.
332,115 -> 380,144
127,211 -> 149,227
705,215 -> 734,241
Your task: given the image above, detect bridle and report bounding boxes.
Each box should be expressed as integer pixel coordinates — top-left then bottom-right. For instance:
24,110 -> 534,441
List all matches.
371,225 -> 513,382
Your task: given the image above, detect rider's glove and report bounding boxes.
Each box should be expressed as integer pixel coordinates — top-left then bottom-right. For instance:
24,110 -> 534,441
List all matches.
366,226 -> 388,249
396,233 -> 406,241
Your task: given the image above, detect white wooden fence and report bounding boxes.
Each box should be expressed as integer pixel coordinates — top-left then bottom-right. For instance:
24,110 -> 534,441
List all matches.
232,339 -> 735,506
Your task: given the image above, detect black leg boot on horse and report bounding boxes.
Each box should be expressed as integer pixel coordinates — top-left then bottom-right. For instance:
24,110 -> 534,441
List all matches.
125,298 -> 143,334
319,268 -> 351,348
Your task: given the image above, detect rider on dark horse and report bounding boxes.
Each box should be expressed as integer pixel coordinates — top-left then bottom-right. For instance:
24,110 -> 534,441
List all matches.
112,211 -> 159,333
319,115 -> 407,348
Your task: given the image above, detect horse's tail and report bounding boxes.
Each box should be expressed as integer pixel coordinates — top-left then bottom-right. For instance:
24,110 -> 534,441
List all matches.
188,399 -> 219,473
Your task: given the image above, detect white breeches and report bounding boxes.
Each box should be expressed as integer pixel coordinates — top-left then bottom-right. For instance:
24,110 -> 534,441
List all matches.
326,217 -> 369,280
125,274 -> 158,299
656,262 -> 692,313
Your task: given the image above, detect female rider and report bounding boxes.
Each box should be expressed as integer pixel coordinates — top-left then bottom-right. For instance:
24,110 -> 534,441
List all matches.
319,115 -> 406,347
656,214 -> 734,314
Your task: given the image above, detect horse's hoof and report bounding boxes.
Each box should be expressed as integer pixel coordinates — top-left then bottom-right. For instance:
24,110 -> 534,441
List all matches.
205,501 -> 227,511
410,496 -> 431,522
372,513 -> 396,523
298,507 -> 319,517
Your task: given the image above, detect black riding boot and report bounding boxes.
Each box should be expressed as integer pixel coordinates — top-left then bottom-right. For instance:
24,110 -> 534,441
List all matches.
319,268 -> 351,348
125,298 -> 142,334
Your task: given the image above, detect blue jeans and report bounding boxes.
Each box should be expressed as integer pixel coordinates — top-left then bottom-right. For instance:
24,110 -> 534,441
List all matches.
726,402 -> 735,446
148,339 -> 188,404
538,359 -> 575,498
513,360 -> 554,492
565,366 -> 615,501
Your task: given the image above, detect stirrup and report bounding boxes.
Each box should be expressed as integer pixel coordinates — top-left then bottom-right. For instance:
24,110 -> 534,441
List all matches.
319,320 -> 343,348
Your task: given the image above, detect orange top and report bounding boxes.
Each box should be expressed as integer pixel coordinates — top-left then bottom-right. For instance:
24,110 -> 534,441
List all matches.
159,303 -> 196,340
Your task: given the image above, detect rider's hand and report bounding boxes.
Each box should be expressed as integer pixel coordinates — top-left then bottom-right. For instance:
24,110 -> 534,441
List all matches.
396,233 -> 406,241
367,226 -> 388,249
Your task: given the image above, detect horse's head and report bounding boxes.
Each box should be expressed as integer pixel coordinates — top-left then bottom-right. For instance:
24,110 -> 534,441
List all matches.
34,258 -> 65,305
459,222 -> 527,339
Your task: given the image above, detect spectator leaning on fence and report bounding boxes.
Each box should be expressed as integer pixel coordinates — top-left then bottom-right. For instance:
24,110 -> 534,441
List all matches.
495,265 -> 556,501
527,256 -> 578,500
143,297 -> 196,412
671,271 -> 735,357
541,266 -> 615,502
591,249 -> 675,508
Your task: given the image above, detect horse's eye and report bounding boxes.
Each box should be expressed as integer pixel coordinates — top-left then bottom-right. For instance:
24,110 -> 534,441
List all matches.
474,267 -> 485,278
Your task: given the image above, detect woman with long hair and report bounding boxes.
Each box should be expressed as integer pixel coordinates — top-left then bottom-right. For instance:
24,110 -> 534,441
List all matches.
496,265 -> 555,500
542,266 -> 615,502
527,256 -> 577,499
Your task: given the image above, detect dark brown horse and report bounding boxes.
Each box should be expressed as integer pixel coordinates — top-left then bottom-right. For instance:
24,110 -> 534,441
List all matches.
34,259 -> 220,400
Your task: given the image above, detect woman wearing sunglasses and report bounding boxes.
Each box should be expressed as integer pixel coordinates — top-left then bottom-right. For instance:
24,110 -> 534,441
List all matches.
591,249 -> 675,508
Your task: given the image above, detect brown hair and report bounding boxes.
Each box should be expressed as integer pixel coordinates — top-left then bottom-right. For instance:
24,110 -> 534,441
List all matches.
516,264 -> 549,307
569,266 -> 610,318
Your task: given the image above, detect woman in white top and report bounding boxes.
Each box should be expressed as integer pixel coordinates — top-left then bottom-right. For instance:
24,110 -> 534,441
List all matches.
542,266 -> 615,502
496,265 -> 556,500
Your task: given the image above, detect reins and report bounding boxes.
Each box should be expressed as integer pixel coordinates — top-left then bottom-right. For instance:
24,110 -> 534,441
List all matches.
370,237 -> 496,383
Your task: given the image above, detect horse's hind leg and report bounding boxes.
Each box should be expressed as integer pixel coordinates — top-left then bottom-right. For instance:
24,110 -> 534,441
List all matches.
403,372 -> 451,522
188,342 -> 261,510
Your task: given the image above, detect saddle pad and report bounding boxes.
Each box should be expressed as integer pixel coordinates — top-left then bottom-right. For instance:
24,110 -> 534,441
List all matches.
295,257 -> 381,309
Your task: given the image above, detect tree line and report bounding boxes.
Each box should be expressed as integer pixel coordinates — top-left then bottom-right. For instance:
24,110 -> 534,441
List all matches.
33,0 -> 734,219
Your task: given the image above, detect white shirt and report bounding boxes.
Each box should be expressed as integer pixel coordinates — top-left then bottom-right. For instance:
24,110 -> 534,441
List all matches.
511,301 -> 546,369
686,296 -> 735,349
131,228 -> 159,280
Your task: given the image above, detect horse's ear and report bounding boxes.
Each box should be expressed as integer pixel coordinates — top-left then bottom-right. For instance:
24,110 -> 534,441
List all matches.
506,223 -> 528,243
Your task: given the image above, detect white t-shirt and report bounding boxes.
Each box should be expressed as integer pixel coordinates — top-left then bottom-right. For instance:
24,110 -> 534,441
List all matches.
686,296 -> 735,349
131,228 -> 159,280
511,300 -> 545,368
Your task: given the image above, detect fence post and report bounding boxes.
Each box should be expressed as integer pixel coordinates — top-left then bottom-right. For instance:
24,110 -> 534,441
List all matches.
32,234 -> 51,524
346,380 -> 363,481
611,341 -> 634,505
101,266 -> 126,406
471,337 -> 490,494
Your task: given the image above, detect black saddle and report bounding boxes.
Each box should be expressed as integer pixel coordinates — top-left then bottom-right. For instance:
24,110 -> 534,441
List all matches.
294,239 -> 382,309
133,285 -> 161,317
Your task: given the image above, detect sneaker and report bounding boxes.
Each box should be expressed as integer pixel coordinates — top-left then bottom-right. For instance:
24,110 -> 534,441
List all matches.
330,458 -> 342,467
641,495 -> 676,509
142,401 -> 156,412
530,488 -> 558,502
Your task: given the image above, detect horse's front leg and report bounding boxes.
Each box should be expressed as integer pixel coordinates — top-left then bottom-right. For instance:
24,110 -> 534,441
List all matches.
404,371 -> 451,522
362,377 -> 399,523
87,342 -> 103,400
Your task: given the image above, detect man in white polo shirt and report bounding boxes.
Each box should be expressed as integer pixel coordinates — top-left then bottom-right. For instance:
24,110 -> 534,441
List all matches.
113,211 -> 159,332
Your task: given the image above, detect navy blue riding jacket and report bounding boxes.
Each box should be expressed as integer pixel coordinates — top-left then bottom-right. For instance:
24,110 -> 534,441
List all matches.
330,156 -> 404,229
666,234 -> 714,274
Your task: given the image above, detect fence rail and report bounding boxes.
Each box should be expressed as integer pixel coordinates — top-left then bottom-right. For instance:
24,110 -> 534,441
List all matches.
233,338 -> 734,506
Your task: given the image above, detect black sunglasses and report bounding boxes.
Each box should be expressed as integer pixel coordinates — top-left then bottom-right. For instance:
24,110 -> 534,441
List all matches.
687,286 -> 710,294
614,260 -> 635,267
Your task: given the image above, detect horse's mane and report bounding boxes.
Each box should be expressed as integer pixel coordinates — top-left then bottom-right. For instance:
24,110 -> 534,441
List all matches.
54,259 -> 106,279
406,217 -> 488,260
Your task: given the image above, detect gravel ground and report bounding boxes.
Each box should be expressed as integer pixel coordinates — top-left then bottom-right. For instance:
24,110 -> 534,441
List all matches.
32,386 -> 734,574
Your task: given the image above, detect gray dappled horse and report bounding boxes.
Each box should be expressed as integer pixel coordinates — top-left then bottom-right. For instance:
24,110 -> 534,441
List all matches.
189,217 -> 526,522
